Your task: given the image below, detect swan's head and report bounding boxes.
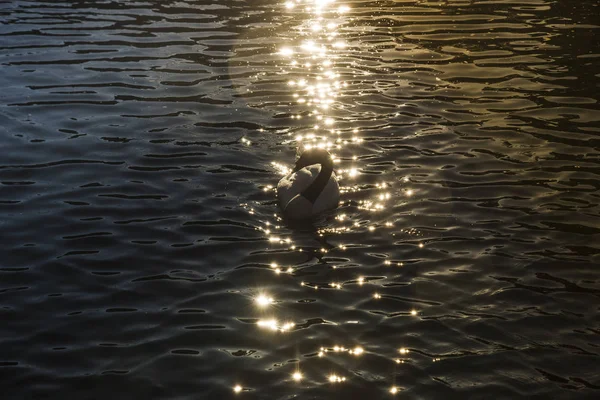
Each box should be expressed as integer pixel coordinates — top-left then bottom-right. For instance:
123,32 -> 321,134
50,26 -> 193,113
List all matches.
293,148 -> 333,172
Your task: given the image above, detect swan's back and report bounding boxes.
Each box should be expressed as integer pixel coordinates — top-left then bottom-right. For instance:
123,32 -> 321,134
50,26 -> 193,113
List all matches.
277,164 -> 339,217
277,164 -> 320,208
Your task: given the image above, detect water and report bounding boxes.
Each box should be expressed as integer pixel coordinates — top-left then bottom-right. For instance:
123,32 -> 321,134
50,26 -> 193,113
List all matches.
1,0 -> 599,399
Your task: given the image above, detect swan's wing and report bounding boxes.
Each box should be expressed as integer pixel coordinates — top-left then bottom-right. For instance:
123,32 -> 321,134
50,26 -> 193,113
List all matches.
277,165 -> 320,207
281,194 -> 314,219
313,172 -> 340,213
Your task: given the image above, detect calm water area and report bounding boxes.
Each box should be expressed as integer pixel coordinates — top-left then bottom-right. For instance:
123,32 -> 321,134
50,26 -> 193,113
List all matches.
1,0 -> 599,399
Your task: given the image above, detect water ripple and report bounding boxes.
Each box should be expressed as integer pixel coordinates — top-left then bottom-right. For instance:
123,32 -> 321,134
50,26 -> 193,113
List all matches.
1,0 -> 599,399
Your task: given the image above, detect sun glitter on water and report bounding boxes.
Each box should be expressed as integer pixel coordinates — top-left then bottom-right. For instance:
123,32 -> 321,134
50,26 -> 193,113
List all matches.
273,0 -> 358,179
255,294 -> 274,307
244,0 -> 418,396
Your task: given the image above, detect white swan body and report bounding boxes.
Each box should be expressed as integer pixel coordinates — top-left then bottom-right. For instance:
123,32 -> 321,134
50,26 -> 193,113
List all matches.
277,149 -> 340,219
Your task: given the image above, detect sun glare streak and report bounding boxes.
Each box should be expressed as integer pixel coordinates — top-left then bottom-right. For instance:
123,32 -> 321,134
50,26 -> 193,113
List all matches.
236,1 -> 432,394
274,0 -> 359,178
261,2 -> 397,388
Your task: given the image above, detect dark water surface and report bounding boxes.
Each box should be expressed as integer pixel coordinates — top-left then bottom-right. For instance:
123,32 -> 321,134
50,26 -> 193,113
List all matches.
1,0 -> 599,399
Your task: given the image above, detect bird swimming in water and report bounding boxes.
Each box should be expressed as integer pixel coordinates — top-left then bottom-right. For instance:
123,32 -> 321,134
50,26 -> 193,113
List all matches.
277,148 -> 340,219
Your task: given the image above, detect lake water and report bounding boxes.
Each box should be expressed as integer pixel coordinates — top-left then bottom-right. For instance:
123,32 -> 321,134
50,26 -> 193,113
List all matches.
1,0 -> 599,399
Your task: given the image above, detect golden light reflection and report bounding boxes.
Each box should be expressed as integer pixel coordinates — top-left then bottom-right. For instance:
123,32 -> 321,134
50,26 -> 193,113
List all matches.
316,344 -> 367,358
282,321 -> 295,331
271,161 -> 291,176
255,1 -> 428,391
257,318 -> 278,331
257,318 -> 296,333
255,294 -> 274,307
233,385 -> 242,393
328,374 -> 346,383
273,0 -> 362,191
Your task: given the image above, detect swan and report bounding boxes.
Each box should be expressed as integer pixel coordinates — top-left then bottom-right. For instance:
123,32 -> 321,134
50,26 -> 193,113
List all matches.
277,148 -> 340,219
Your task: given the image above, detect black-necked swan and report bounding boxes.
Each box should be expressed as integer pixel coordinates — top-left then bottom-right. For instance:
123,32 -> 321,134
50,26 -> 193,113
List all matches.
277,148 -> 340,219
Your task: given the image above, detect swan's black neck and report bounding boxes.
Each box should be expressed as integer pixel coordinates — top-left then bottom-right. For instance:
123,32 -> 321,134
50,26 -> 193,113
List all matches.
300,158 -> 333,204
